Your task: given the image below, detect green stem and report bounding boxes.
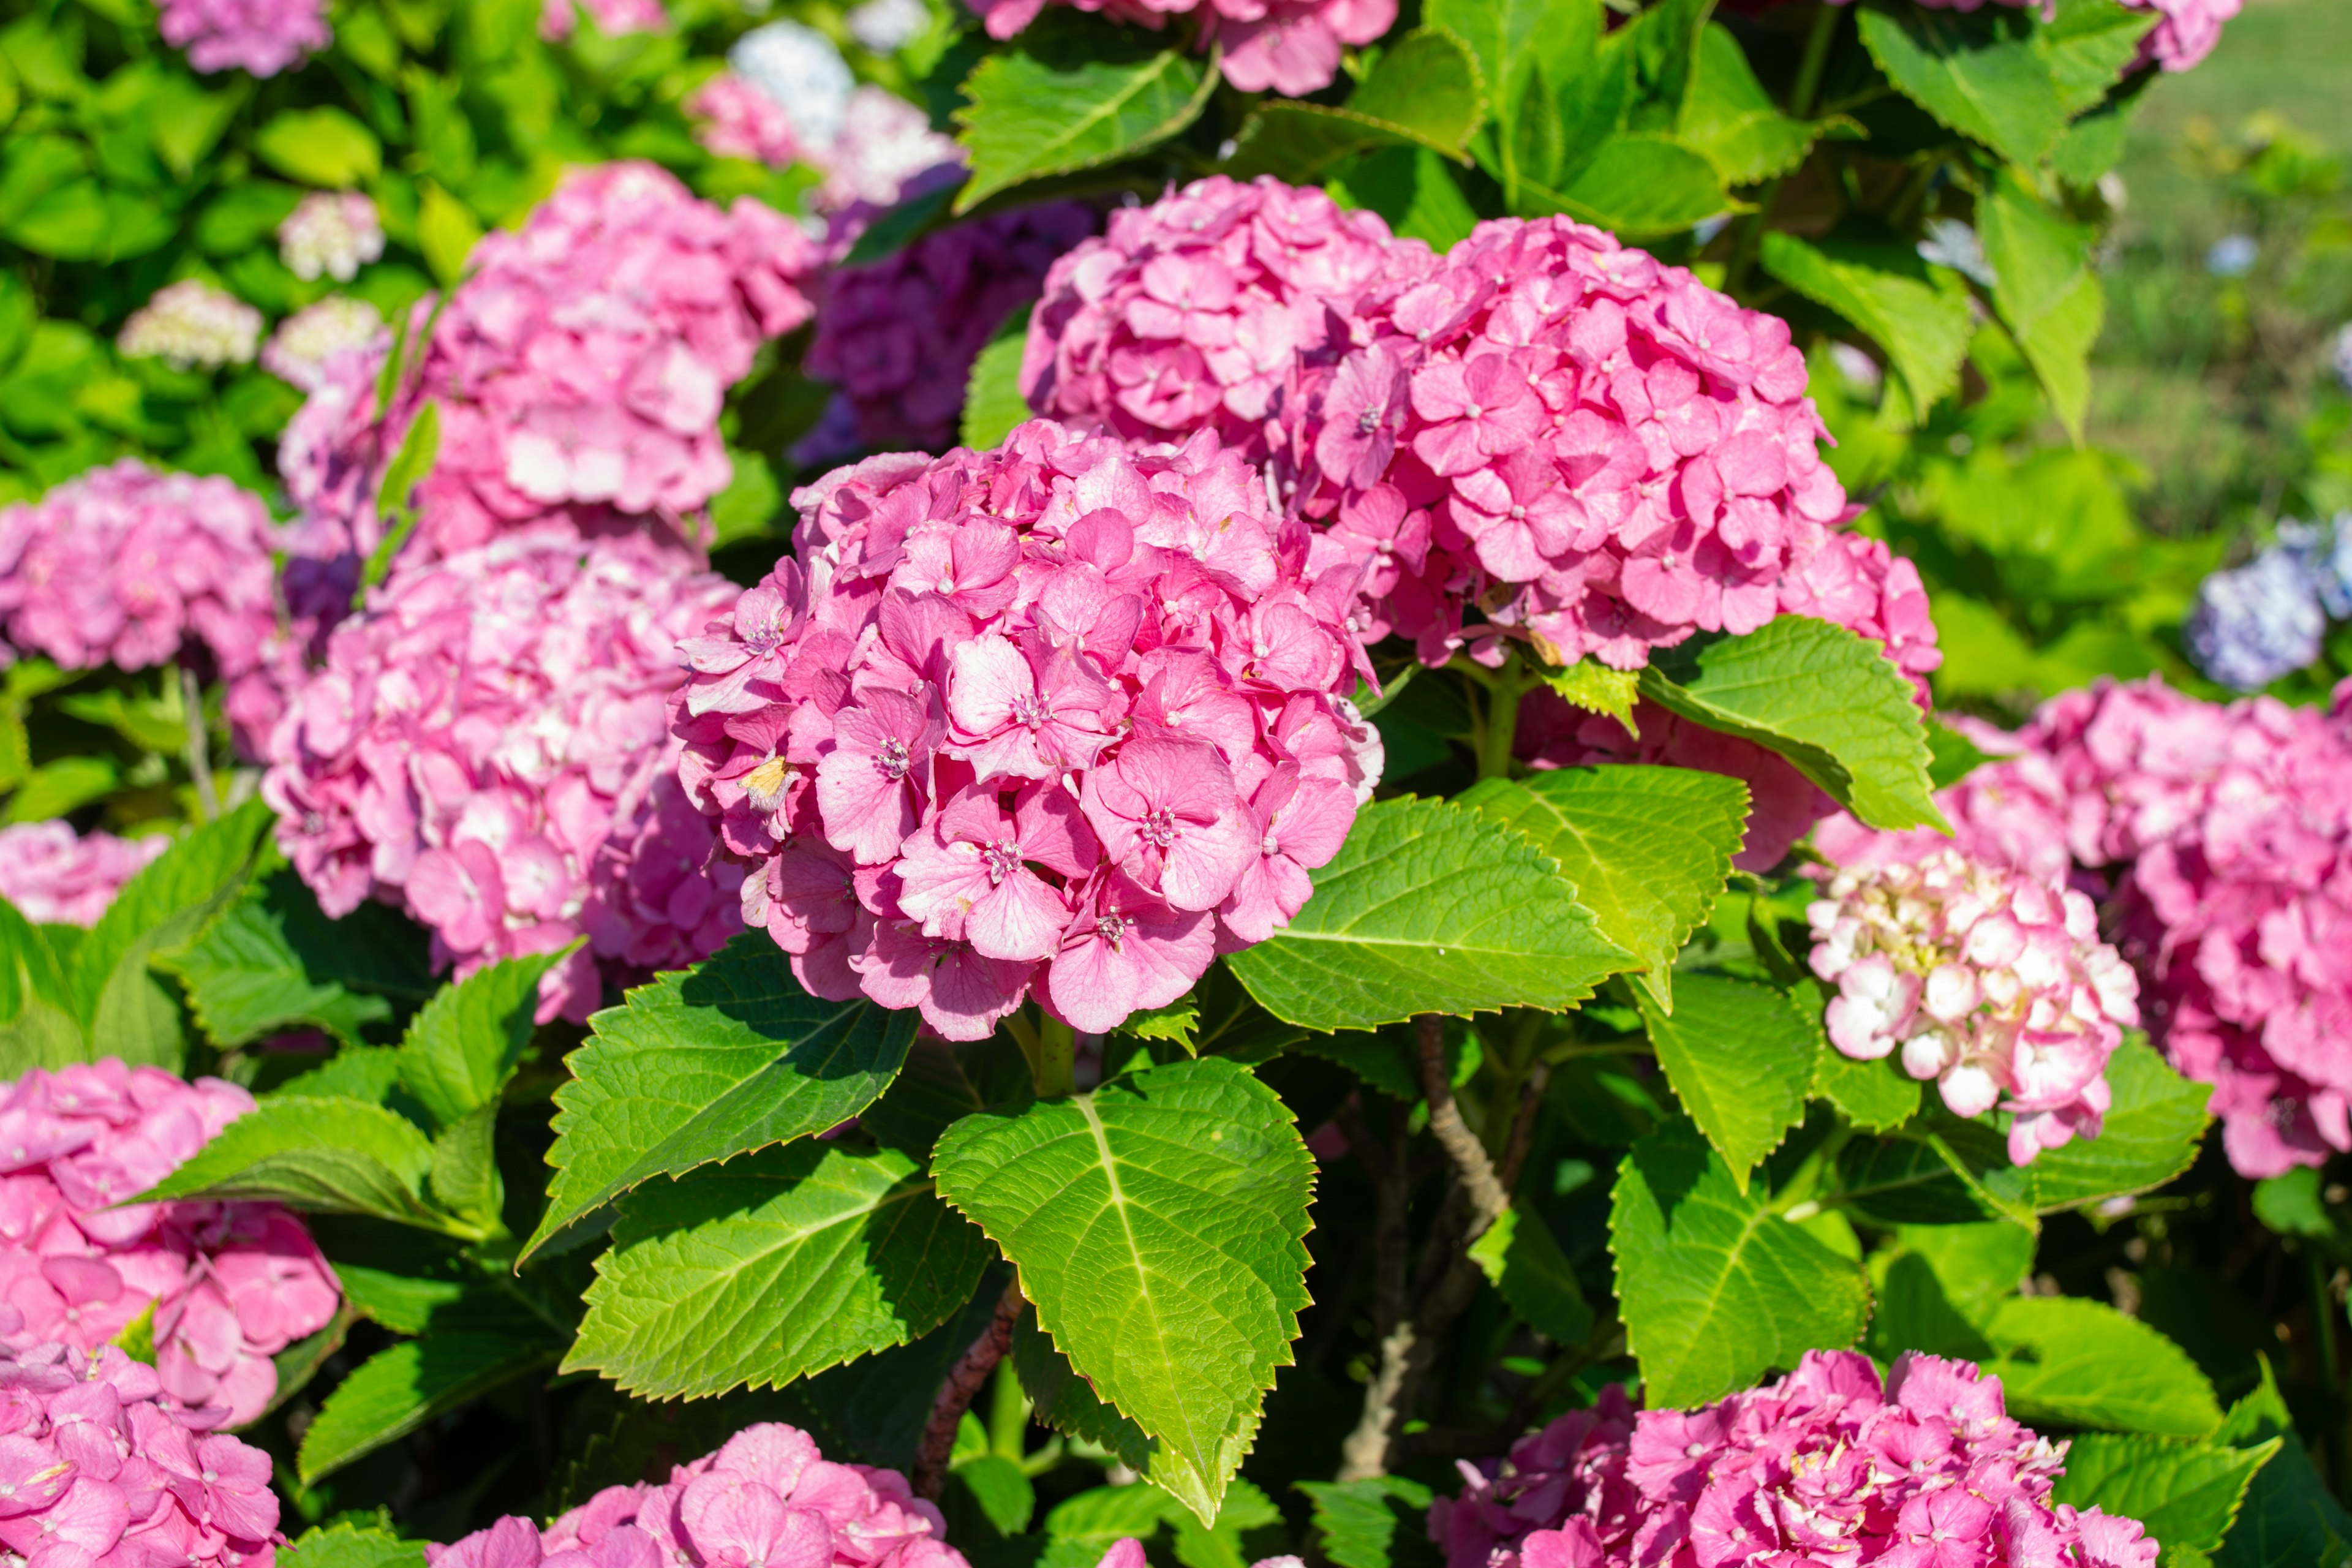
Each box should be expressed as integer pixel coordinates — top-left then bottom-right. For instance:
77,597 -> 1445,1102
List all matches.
1476,652 -> 1529,781
987,1358 -> 1028,1461
1035,1014 -> 1077,1099
179,666 -> 217,823
1792,0 -> 1842,120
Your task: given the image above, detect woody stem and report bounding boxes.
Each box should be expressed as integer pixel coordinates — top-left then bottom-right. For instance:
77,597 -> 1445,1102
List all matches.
1476,654 -> 1528,781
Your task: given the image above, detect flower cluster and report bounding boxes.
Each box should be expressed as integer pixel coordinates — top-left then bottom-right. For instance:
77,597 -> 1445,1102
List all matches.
686,74 -> 804,168
156,0 -> 328,74
963,0 -> 1396,96
1431,1351 -> 2157,1568
429,1422 -> 964,1568
264,532 -> 744,1020
262,296 -> 385,393
0,823 -> 167,926
2184,516 -> 2352,690
277,192 -> 385,284
0,461 -> 293,755
1022,175 -> 1430,461
540,0 -> 667,41
674,420 -> 1376,1039
1806,847 -> 2139,1163
698,24 -> 959,212
118,282 -> 263,371
280,161 -> 821,573
847,0 -> 930,51
0,1061 -> 342,1425
804,204 -> 1097,458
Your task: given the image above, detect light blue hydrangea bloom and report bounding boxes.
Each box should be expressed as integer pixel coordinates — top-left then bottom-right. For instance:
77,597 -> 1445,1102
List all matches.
2187,528 -> 2326,690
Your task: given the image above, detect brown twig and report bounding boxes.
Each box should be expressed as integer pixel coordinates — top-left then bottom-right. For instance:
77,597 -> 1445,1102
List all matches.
1419,1014 -> 1509,1239
911,1280 -> 1025,1500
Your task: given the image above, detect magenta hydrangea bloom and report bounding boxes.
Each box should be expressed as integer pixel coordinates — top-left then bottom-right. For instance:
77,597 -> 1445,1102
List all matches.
432,1421 -> 965,1568
0,1061 -> 341,1427
1807,847 -> 2140,1163
280,162 -> 822,574
804,204 -> 1096,458
963,0 -> 1395,96
673,420 -> 1378,1039
1022,175 -> 1431,460
0,461 -> 300,757
0,824 -> 168,927
156,0 -> 328,75
1432,1351 -> 2157,1568
262,532 -> 742,1021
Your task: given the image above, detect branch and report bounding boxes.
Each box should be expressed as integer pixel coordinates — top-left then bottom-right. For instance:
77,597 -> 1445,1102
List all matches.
1419,1014 -> 1508,1241
911,1280 -> 1026,1500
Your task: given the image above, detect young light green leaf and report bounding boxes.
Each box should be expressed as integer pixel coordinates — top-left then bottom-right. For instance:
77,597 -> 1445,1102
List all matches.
953,27 -> 1213,213
1119,994 -> 1200,1049
135,1095 -> 458,1232
527,935 -> 918,1259
2022,1036 -> 2211,1212
1638,974 -> 1820,1190
567,1142 -> 990,1400
273,1045 -> 405,1107
1759,230 -> 1975,419
1609,1119 -> 1869,1407
297,1330 -> 563,1483
394,948 -> 569,1130
358,402 -> 442,600
1983,1296 -> 2223,1438
1168,1479 -> 1282,1568
1678,24 -> 1825,185
1298,1477 -> 1440,1568
417,182 -> 481,287
2054,1433 -> 2278,1558
1854,4 -> 2068,168
1521,132 -> 1733,240
158,870 -> 434,1050
1640,617 -> 1947,834
960,304 -> 1034,451
1811,1044 -> 1922,1133
1226,796 -> 1632,1032
1538,661 -> 1640,732
279,1523 -> 426,1568
1467,1205 -> 1593,1346
932,1057 -> 1313,1523
1977,167 -> 2103,442
1460,764 -> 1746,1011
252,106 -> 383,187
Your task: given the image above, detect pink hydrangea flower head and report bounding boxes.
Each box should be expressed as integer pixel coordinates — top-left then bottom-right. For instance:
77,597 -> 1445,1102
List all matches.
674,419 -> 1379,1039
963,0 -> 1395,96
277,194 -> 385,284
0,825 -> 168,927
262,532 -> 744,1021
1806,848 -> 2141,1163
437,1421 -> 962,1568
818,88 -> 962,213
802,203 -> 1097,459
540,0 -> 667,40
281,162 -> 822,575
688,74 -> 804,167
0,1062 -> 341,1427
156,0 -> 327,74
1022,175 -> 1433,459
263,296 -> 387,394
1432,1351 -> 2157,1568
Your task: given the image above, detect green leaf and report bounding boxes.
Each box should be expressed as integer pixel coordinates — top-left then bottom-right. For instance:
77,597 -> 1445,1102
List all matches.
954,1452 -> 1035,1538
1538,660 -> 1641,733
1608,1119 -> 1869,1406
337,1264 -> 469,1335
1758,230 -> 1975,419
527,935 -> 918,1259
1169,1479 -> 1282,1568
1854,3 -> 2068,168
2056,1433 -> 2278,1559
1521,132 -> 1732,240
279,1523 -> 426,1568
135,1095 -> 462,1233
960,303 -> 1033,451
1459,764 -> 1745,1011
252,107 -> 383,187
2,756 -> 117,824
1638,974 -> 1819,1190
1678,24 -> 1823,185
2213,1359 -> 2352,1568
932,1057 -> 1313,1523
428,1103 -> 503,1226
1227,28 -> 1485,180
1812,1046 -> 1921,1133
1119,994 -> 1200,1048
298,1330 -> 563,1483
2022,1037 -> 2211,1212
145,74 -> 243,181
417,181 -> 482,287
1977,165 -> 2103,442
859,1035 -> 1034,1160
360,402 -> 442,599
395,949 -> 567,1129
2038,0 -> 2157,114
2252,1167 -> 2334,1240
1467,1204 -> 1593,1346
1226,796 -> 1632,1032
1299,1477 -> 1439,1568
568,1141 -> 990,1400
1983,1296 -> 2223,1438
159,870 -> 432,1050
953,24 -> 1213,213
1011,1308 -> 1235,1526
1640,617 -> 1946,834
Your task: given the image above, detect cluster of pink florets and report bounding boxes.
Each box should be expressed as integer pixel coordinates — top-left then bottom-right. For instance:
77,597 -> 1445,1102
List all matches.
155,0 -> 328,74
1806,847 -> 2141,1164
0,824 -> 168,927
804,204 -> 1099,459
429,1422 -> 965,1568
1432,1351 -> 2157,1568
673,420 -> 1377,1039
0,1062 -> 341,1427
280,161 -> 821,573
263,532 -> 742,1022
963,0 -> 1395,95
0,460 -> 296,755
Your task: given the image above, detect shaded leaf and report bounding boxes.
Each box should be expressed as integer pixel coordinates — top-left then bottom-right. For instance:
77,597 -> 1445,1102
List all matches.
297,1331 -> 562,1483
1760,230 -> 1975,419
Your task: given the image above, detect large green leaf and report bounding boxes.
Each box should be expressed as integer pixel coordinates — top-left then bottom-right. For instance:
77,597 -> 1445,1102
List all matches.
1978,165 -> 2103,442
297,1330 -> 562,1483
960,304 -> 1033,451
0,897 -> 82,1072
1226,796 -> 1631,1031
2055,1433 -> 2278,1559
1522,132 -> 1733,240
1466,1205 -> 1593,1346
1012,1308 -> 1238,1525
1229,29 -> 1485,180
1758,230 -> 1975,420
252,107 -> 382,187
1854,3 -> 2068,168
135,1095 -> 464,1234
1459,764 -> 1746,1011
157,870 -> 434,1050
2212,1361 -> 2352,1568
2039,0 -> 2158,113
1609,1120 -> 1869,1406
279,1524 -> 426,1568
567,1142 -> 990,1399
1298,1477 -> 1440,1568
953,22 -> 1214,213
1678,23 -> 1825,186
1640,617 -> 1946,834
526,935 -> 918,1259
1639,974 -> 1820,1191
1811,1042 -> 1922,1133
395,949 -> 567,1129
1983,1297 -> 2223,1438
932,1057 -> 1313,1522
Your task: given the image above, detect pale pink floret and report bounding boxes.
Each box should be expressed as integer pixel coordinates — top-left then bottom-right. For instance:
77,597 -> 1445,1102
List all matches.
0,1062 -> 341,1428
1431,1350 -> 2158,1568
262,532 -> 743,1021
156,0 -> 326,75
673,420 -> 1375,1039
0,825 -> 168,927
687,74 -> 803,167
963,0 -> 1394,95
